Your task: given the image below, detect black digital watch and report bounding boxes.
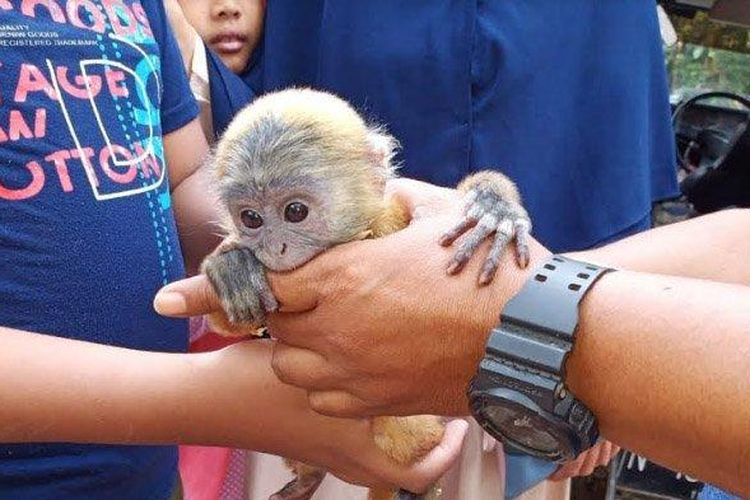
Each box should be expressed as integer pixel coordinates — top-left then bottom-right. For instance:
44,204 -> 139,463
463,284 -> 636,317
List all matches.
468,255 -> 614,462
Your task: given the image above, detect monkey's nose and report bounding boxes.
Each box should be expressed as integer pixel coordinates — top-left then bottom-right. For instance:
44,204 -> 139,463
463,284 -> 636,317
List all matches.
280,243 -> 287,255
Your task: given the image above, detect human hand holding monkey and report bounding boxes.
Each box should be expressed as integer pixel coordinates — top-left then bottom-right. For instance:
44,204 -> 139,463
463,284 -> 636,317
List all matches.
154,179 -> 619,486
267,180 -> 548,418
155,179 -> 545,417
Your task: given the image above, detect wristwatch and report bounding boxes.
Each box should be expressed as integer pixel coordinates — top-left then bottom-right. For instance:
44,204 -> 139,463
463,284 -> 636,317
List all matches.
468,255 -> 614,462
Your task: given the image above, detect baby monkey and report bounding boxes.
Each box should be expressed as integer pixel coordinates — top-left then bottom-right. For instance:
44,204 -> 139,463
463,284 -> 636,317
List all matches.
201,88 -> 531,500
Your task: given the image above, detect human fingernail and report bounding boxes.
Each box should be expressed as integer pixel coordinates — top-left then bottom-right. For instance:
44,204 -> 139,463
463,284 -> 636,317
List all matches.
153,292 -> 187,316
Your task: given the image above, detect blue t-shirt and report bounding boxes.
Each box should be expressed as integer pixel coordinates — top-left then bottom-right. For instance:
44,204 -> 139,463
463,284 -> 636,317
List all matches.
0,1 -> 198,498
227,0 -> 679,254
203,2 -> 679,497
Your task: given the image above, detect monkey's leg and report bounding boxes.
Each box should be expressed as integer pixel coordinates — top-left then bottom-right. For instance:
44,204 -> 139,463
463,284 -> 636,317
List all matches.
440,170 -> 532,285
368,489 -> 421,500
369,416 -> 445,500
368,488 -> 425,500
269,461 -> 326,500
201,240 -> 278,336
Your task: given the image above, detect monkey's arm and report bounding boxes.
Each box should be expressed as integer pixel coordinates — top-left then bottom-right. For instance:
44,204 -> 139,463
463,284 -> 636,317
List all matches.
441,171 -> 532,284
201,239 -> 278,336
165,119 -> 223,276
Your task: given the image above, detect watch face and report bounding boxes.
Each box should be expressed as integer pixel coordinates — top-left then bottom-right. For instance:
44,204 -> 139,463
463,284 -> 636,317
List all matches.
482,404 -> 561,456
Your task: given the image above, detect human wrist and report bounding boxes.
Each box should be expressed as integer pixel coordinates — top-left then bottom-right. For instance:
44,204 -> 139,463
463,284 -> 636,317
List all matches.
468,254 -> 612,459
175,344 -> 276,449
452,243 -> 552,414
562,269 -> 620,413
477,243 -> 553,332
182,342 -> 356,457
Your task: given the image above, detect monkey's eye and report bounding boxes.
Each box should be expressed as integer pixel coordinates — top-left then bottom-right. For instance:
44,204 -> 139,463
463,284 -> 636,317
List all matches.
284,202 -> 309,223
240,209 -> 263,229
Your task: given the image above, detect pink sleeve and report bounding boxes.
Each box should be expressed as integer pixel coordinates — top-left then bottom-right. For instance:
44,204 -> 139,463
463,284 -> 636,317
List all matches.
180,319 -> 248,500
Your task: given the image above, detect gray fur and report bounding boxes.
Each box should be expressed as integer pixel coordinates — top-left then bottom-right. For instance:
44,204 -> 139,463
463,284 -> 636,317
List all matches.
214,113 -> 396,272
217,116 -> 331,205
202,246 -> 277,325
217,114 -> 386,210
442,183 -> 532,284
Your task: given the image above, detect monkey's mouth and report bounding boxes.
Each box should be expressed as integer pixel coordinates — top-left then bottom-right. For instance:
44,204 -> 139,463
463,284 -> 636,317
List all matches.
259,245 -> 327,273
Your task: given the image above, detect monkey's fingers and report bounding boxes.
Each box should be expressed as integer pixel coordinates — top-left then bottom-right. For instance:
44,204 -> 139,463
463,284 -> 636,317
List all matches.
446,215 -> 495,275
215,277 -> 265,325
203,247 -> 269,326
259,283 -> 280,314
206,312 -> 257,338
439,217 -> 476,247
513,221 -> 532,269
478,221 -> 514,286
440,187 -> 488,246
269,468 -> 326,500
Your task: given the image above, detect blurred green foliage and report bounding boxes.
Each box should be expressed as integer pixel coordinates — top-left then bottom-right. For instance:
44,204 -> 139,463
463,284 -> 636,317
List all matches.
667,12 -> 750,95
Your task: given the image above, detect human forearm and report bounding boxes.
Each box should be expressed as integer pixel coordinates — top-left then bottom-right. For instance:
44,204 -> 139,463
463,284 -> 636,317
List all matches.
0,327 -> 191,443
0,327 -> 269,448
165,120 -> 222,275
0,327 -> 463,491
0,328 -> 348,457
171,164 -> 223,275
567,271 -> 750,495
569,209 -> 750,285
153,182 -> 750,491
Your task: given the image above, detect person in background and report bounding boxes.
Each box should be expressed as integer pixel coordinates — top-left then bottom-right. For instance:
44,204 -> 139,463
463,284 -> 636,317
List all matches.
0,2 -> 461,499
175,0 -> 264,74
165,0 -> 265,141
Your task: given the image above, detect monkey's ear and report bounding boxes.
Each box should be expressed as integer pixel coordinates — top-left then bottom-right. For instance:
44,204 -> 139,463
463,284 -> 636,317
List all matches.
366,127 -> 399,181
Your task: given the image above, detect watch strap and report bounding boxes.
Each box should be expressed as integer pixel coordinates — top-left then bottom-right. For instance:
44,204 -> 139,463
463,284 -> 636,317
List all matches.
488,255 -> 613,377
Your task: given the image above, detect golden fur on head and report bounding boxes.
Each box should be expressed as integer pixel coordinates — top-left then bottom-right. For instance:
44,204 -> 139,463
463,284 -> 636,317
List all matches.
213,87 -> 400,244
217,87 -> 398,182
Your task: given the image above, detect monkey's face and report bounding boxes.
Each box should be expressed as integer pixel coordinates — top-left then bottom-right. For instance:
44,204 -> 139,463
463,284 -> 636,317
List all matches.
215,88 -> 396,270
224,175 -> 370,272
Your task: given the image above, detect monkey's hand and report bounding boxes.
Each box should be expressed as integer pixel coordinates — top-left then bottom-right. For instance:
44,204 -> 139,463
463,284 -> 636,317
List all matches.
440,171 -> 532,285
201,243 -> 278,336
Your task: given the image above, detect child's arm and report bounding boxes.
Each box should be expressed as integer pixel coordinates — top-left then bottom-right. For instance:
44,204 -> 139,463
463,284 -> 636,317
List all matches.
0,326 -> 463,494
164,0 -> 198,74
165,119 -> 221,276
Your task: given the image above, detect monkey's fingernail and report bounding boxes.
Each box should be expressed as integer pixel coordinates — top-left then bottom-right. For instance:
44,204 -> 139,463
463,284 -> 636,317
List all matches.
518,251 -> 530,268
153,292 -> 188,316
438,235 -> 451,246
446,261 -> 460,275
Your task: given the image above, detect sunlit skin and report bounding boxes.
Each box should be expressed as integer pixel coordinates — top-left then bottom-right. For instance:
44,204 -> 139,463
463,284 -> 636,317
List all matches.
177,0 -> 265,74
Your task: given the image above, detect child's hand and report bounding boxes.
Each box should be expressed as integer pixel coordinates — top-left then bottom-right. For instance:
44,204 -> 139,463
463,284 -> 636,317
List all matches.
201,341 -> 468,493
549,440 -> 621,481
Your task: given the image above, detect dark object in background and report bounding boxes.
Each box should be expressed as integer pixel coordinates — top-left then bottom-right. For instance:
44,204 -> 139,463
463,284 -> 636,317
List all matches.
614,452 -> 704,500
660,0 -> 750,29
673,91 -> 750,213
